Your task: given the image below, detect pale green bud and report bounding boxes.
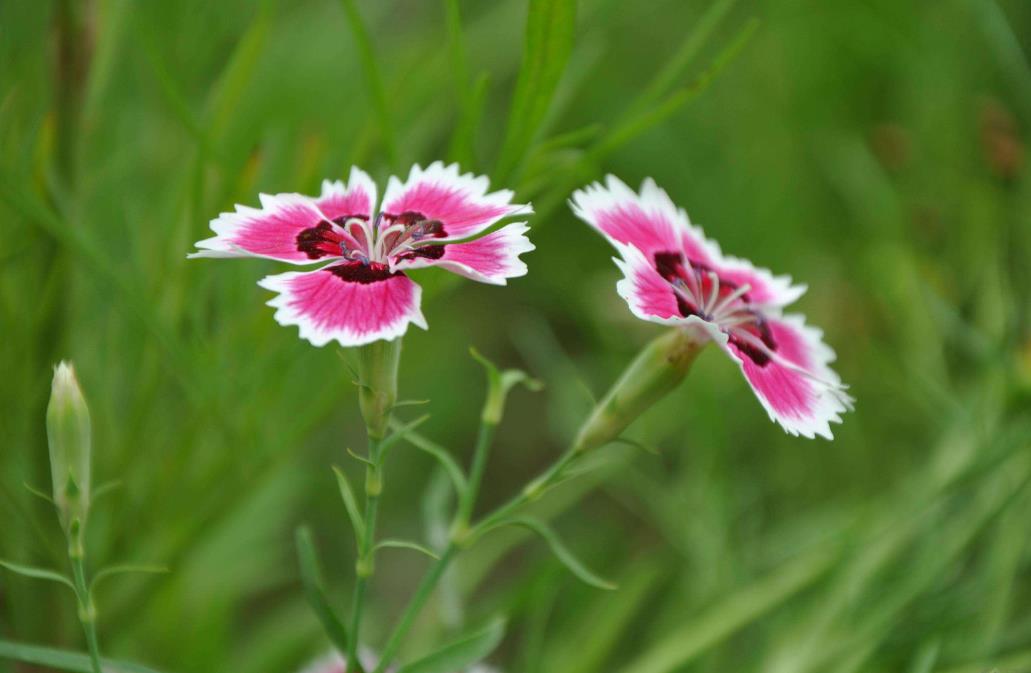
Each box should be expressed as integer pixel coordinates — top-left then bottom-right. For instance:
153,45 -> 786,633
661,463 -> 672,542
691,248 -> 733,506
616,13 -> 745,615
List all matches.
573,329 -> 704,453
47,361 -> 92,532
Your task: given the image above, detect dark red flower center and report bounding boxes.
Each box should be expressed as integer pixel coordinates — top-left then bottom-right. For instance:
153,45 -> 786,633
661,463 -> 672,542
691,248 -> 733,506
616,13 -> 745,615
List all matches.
296,216 -> 367,260
329,261 -> 398,284
654,250 -> 777,366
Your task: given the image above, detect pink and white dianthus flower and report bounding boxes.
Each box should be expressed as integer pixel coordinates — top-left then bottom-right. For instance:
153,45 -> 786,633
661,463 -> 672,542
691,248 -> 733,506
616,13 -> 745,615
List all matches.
571,176 -> 853,439
190,162 -> 533,346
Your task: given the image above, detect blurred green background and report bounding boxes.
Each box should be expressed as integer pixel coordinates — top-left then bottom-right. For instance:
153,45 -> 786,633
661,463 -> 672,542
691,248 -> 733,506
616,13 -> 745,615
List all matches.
3,0 -> 1031,671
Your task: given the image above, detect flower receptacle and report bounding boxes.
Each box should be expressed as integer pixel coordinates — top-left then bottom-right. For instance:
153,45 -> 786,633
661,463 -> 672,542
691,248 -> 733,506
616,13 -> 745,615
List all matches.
357,339 -> 402,440
573,329 -> 704,453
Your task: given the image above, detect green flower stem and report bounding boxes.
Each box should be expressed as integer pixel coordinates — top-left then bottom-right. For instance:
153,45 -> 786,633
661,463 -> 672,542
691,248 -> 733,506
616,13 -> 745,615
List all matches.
347,436 -> 382,673
69,542 -> 102,673
348,338 -> 402,672
452,421 -> 497,537
372,545 -> 458,673
373,329 -> 703,671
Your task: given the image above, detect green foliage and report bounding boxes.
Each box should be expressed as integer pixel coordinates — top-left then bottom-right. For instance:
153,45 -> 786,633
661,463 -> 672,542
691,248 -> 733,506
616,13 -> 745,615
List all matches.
2,0 -> 1031,671
395,618 -> 505,673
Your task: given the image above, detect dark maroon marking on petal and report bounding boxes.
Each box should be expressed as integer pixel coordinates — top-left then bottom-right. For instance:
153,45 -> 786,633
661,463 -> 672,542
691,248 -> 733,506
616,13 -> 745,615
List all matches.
653,250 -> 775,366
397,243 -> 446,262
331,214 -> 369,227
297,221 -> 346,259
329,261 -> 400,284
729,312 -> 778,367
383,212 -> 448,239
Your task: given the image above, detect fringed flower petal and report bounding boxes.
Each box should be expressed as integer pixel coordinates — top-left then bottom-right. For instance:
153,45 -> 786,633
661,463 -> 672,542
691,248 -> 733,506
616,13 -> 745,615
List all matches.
719,314 -> 853,439
190,171 -> 375,264
259,263 -> 427,347
381,162 -> 530,241
571,176 -> 720,265
390,222 -> 534,285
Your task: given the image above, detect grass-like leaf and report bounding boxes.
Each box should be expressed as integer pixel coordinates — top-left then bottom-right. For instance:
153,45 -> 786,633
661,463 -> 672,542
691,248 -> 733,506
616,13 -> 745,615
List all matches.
494,516 -> 616,590
294,526 -> 349,654
495,0 -> 577,180
337,0 -> 398,166
90,564 -> 168,594
380,414 -> 433,455
332,465 -> 366,547
396,617 -> 506,673
0,560 -> 75,592
394,426 -> 468,496
0,639 -> 168,673
375,539 -> 441,560
621,549 -> 836,673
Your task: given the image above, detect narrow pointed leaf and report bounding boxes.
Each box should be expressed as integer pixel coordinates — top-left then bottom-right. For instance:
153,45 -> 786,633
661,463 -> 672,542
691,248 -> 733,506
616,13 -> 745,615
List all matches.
294,526 -> 349,653
22,482 -> 55,505
0,639 -> 168,673
0,560 -> 75,591
395,427 -> 468,495
380,414 -> 432,455
332,465 -> 366,546
396,617 -> 506,673
496,517 -> 616,590
90,564 -> 168,594
375,539 -> 441,560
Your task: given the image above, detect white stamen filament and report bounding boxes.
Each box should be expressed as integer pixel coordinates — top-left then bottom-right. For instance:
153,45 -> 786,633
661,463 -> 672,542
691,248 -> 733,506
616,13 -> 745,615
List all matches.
710,283 -> 752,322
704,272 -> 722,317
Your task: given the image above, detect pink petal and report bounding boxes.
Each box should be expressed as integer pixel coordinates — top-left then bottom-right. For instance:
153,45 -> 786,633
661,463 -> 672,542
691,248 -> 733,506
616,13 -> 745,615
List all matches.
720,314 -> 852,440
381,162 -> 530,240
612,242 -> 686,324
714,256 -> 806,308
571,176 -> 720,265
390,222 -> 535,285
190,170 -> 374,265
258,264 -> 427,347
315,166 -> 378,221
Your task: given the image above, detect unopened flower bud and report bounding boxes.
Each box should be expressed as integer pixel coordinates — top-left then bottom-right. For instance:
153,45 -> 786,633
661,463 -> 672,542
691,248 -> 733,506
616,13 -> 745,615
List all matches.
573,329 -> 704,453
46,361 -> 92,533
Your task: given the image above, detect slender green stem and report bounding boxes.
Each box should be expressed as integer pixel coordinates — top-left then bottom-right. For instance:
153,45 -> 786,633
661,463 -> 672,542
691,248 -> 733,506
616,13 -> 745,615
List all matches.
472,445 -> 581,536
347,436 -> 382,673
372,545 -> 457,673
372,443 -> 582,673
454,422 -> 497,533
69,549 -> 102,673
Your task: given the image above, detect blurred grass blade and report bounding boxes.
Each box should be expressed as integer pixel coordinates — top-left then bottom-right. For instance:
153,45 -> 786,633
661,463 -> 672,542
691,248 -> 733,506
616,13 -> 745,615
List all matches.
294,526 -> 350,654
590,17 -> 758,162
622,548 -> 836,673
338,0 -> 398,167
623,0 -> 738,120
0,560 -> 75,591
0,639 -> 168,673
333,466 -> 366,546
495,0 -> 577,180
375,539 -> 441,560
207,0 -> 277,137
448,72 -> 490,168
395,617 -> 506,673
443,0 -> 471,107
495,516 -> 616,590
